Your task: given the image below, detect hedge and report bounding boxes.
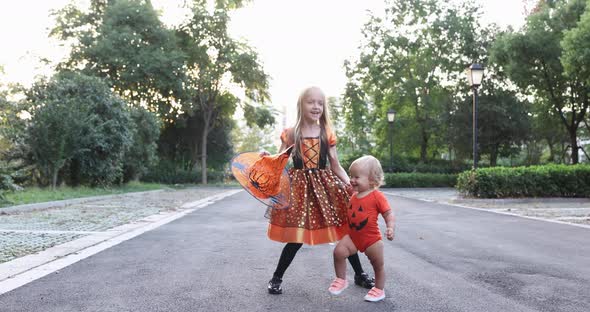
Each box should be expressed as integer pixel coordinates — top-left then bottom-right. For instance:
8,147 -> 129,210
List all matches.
456,164 -> 590,198
141,165 -> 227,185
384,172 -> 458,188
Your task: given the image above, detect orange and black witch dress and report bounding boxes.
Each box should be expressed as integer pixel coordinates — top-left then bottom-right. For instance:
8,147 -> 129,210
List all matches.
266,128 -> 349,245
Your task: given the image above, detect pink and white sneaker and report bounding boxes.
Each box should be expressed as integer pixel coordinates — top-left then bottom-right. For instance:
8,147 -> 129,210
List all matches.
364,287 -> 385,302
328,277 -> 349,295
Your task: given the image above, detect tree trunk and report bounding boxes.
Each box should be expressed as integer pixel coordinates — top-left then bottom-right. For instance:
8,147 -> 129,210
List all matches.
51,167 -> 58,190
190,132 -> 200,173
546,140 -> 555,163
448,145 -> 453,162
201,117 -> 209,184
561,142 -> 569,164
420,127 -> 428,163
69,158 -> 81,186
490,145 -> 498,167
569,129 -> 579,164
185,114 -> 200,171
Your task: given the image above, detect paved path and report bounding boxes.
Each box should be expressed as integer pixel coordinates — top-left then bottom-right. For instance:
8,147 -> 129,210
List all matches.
2,187 -> 587,267
0,190 -> 588,312
385,188 -> 590,227
0,188 -> 230,264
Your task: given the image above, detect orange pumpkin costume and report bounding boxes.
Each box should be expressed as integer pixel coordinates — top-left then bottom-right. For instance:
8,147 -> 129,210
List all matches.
347,190 -> 391,252
266,128 -> 350,245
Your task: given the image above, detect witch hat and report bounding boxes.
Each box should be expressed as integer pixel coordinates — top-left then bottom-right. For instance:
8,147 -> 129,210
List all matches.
230,145 -> 293,209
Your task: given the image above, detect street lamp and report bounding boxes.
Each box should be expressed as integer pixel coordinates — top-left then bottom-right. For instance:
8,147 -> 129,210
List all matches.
387,109 -> 396,171
465,63 -> 484,169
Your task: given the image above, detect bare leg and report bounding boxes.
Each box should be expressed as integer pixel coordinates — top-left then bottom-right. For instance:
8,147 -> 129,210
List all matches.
333,235 -> 358,279
364,240 -> 385,289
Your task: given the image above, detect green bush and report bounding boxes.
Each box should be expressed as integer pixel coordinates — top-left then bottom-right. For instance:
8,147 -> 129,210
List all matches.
141,160 -> 196,184
25,72 -> 132,187
392,157 -> 470,174
122,107 -> 160,182
341,154 -> 468,174
456,164 -> 590,198
0,173 -> 23,202
140,161 -> 227,184
384,172 -> 457,188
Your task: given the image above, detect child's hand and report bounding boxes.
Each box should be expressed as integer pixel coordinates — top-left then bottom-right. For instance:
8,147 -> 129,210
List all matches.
385,227 -> 395,240
259,150 -> 271,157
344,183 -> 354,196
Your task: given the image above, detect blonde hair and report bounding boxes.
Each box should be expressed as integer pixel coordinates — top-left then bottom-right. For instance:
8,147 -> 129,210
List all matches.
291,86 -> 333,160
350,155 -> 385,188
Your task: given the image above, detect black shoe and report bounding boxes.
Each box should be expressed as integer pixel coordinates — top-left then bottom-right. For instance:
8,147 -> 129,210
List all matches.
354,273 -> 375,289
268,276 -> 283,294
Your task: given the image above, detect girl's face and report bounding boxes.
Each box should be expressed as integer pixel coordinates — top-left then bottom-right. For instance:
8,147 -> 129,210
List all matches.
301,89 -> 324,123
349,164 -> 372,193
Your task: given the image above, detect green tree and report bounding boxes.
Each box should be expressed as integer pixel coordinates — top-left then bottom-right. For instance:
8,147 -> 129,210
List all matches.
176,1 -> 273,184
341,77 -> 374,156
562,0 -> 590,137
123,106 -> 160,181
0,69 -> 32,190
450,86 -> 531,166
231,123 -> 277,154
51,0 -> 185,118
157,112 -> 235,174
491,0 -> 589,164
344,0 -> 488,163
0,67 -> 25,155
0,67 -> 21,196
25,76 -> 82,188
50,0 -> 273,183
25,72 -> 132,188
528,97 -> 570,163
0,66 -> 11,154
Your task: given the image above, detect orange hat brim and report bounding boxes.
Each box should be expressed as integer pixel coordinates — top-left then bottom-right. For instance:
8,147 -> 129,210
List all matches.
230,146 -> 293,209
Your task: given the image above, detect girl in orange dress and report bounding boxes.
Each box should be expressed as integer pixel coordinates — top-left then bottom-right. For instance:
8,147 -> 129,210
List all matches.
266,86 -> 374,294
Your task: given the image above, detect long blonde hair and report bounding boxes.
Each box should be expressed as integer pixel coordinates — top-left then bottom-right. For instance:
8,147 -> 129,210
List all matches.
291,86 -> 334,161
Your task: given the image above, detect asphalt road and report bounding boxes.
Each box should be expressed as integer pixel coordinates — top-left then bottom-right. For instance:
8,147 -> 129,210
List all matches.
0,191 -> 588,312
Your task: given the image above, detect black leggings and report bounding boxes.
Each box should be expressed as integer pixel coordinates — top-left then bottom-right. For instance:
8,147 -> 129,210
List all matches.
272,242 -> 365,279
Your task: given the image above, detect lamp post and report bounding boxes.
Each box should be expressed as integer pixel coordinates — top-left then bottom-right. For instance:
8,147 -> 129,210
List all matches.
465,63 -> 484,169
387,109 -> 396,172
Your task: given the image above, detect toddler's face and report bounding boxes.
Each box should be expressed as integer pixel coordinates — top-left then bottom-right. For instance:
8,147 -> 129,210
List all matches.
302,89 -> 324,123
349,164 -> 372,193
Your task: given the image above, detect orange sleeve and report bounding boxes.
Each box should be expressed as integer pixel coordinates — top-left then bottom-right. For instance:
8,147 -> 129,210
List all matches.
328,128 -> 337,146
375,191 -> 391,214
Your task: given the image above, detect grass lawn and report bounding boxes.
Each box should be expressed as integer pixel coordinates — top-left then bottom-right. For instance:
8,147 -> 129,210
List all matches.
0,181 -> 166,208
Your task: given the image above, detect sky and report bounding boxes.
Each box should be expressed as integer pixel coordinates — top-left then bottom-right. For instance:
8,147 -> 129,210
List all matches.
0,0 -> 527,126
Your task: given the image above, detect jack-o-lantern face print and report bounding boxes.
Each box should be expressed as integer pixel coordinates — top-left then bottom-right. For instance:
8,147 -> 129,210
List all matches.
349,204 -> 369,231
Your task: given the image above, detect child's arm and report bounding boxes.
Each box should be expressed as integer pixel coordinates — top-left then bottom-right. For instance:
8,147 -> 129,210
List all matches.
382,210 -> 396,240
327,146 -> 350,186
